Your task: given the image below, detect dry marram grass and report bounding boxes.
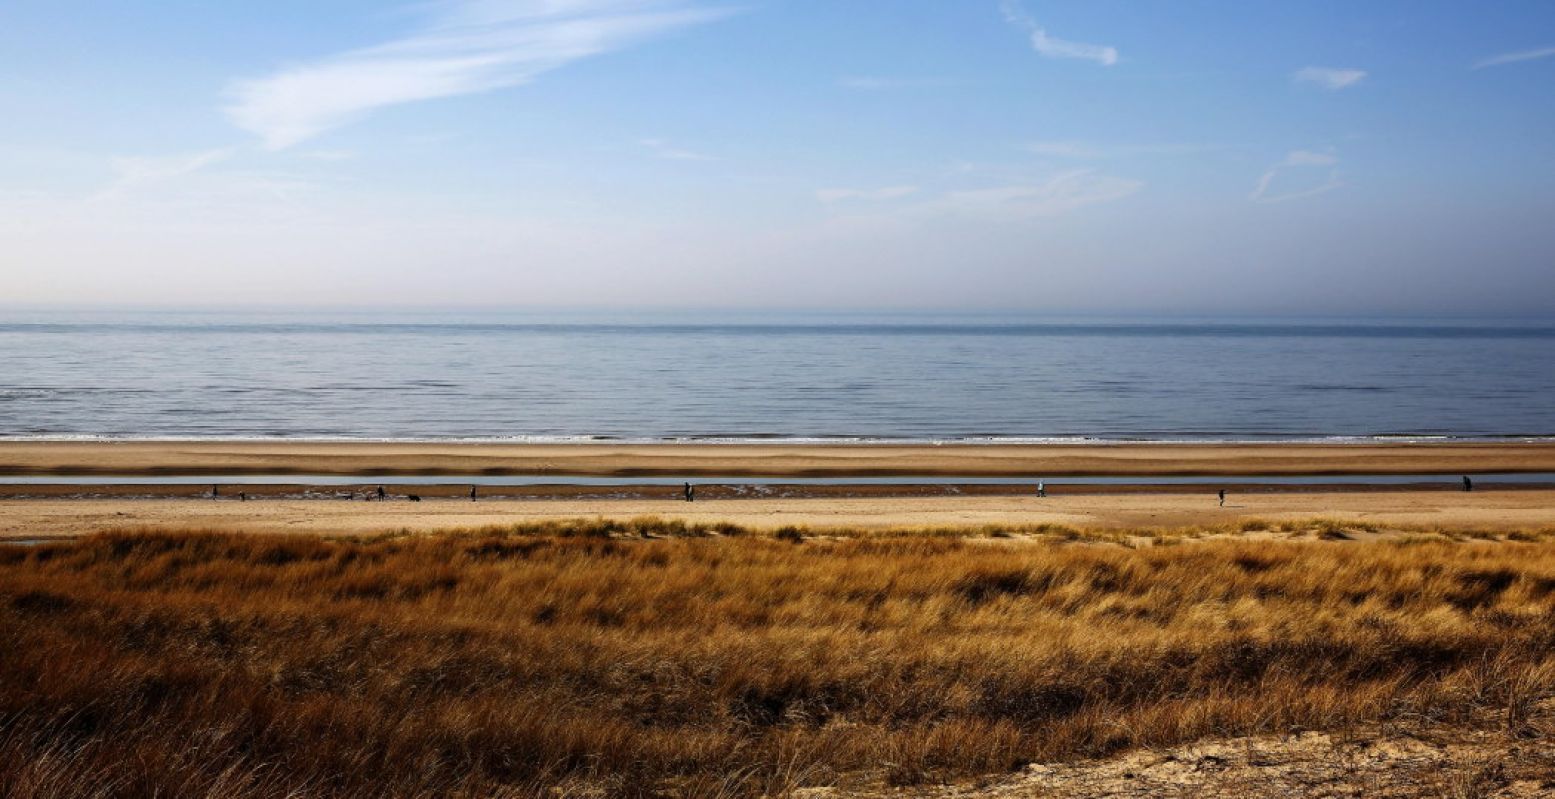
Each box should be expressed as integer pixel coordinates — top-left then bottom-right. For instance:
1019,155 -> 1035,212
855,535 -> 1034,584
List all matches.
4,520 -> 1555,796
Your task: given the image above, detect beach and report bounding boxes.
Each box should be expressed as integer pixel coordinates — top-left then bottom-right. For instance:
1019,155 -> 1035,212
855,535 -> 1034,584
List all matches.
3,439 -> 1555,476
4,440 -> 1554,538
4,487 -> 1553,539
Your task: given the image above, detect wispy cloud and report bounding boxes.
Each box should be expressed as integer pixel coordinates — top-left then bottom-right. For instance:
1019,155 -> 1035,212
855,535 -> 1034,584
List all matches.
819,172 -> 1138,222
1025,140 -> 1221,159
1251,149 -> 1341,203
225,0 -> 732,150
816,186 -> 919,203
999,1 -> 1118,66
1473,46 -> 1555,70
937,171 -> 1140,218
93,148 -> 235,201
639,138 -> 715,161
1292,66 -> 1367,90
838,76 -> 951,91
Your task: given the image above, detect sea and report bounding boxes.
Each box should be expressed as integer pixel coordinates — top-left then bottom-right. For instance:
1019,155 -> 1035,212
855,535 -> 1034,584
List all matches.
2,310 -> 1553,442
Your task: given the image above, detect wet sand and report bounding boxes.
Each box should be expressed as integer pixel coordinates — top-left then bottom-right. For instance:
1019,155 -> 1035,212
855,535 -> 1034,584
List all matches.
4,488 -> 1553,539
3,440 -> 1555,477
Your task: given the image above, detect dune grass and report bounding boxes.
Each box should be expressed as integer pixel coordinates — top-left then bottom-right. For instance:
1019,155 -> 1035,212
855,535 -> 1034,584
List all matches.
4,520 -> 1555,796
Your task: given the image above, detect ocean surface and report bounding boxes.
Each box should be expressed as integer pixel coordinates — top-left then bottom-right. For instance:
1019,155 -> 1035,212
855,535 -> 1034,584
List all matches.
2,310 -> 1553,442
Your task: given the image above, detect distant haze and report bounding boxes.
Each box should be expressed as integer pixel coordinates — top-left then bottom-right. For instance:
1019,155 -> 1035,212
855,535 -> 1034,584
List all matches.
1,1 -> 1553,316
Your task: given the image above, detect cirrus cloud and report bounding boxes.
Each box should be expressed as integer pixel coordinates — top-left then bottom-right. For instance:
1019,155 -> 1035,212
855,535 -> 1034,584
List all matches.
999,1 -> 1118,67
1473,46 -> 1555,70
225,0 -> 733,150
935,171 -> 1141,218
1293,66 -> 1367,90
1251,149 -> 1342,203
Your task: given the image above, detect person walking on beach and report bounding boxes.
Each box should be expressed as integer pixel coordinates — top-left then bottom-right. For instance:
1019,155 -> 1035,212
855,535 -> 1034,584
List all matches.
377,485 -> 386,501
1218,489 -> 1226,507
1462,475 -> 1473,492
212,484 -> 219,500
684,482 -> 695,503
1037,481 -> 1046,498
470,485 -> 478,502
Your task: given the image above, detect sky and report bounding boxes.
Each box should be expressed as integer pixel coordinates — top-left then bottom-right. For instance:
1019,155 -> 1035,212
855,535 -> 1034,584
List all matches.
1,0 -> 1553,316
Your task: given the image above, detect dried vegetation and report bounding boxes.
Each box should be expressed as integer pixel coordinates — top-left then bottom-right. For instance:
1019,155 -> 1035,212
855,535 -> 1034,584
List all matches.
4,519 -> 1555,796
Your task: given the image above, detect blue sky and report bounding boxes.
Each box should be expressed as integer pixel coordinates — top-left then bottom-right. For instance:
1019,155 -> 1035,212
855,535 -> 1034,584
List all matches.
2,0 -> 1553,315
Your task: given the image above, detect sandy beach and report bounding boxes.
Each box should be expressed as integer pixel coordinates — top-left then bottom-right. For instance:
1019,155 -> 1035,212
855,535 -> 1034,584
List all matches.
4,488 -> 1552,539
3,440 -> 1555,477
4,441 -> 1553,538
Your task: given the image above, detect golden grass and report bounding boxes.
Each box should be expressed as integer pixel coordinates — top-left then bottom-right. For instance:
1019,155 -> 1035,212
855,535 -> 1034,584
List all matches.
5,520 -> 1555,796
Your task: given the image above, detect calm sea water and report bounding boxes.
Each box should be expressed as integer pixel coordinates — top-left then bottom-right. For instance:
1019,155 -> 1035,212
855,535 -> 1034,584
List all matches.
2,310 -> 1553,441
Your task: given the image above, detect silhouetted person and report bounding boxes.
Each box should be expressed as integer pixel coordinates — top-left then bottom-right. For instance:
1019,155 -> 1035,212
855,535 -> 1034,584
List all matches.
377,485 -> 386,500
684,482 -> 695,503
212,484 -> 219,500
239,491 -> 247,502
470,485 -> 478,502
1463,475 -> 1473,492
1218,489 -> 1226,507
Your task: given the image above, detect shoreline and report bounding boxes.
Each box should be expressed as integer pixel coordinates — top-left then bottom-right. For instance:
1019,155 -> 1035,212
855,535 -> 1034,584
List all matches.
4,440 -> 1555,477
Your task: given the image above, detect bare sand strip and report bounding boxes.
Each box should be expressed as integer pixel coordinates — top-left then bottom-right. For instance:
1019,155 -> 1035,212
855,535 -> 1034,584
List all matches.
862,727 -> 1555,799
3,440 -> 1555,477
4,489 -> 1554,538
